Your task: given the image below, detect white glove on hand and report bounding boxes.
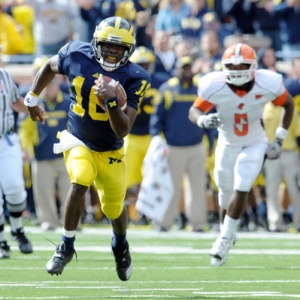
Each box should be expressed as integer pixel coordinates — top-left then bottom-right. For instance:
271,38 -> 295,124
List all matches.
197,113 -> 221,129
266,139 -> 282,160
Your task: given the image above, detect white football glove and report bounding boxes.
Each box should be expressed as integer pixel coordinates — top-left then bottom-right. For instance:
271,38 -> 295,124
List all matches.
197,113 -> 221,129
266,139 -> 282,160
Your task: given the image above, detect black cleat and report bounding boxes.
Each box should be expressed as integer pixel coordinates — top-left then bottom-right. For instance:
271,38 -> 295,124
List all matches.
11,228 -> 33,254
46,242 -> 75,275
112,242 -> 132,281
0,241 -> 10,259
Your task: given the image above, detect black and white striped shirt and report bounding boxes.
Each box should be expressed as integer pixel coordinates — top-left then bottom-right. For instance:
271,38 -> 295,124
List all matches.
0,68 -> 19,135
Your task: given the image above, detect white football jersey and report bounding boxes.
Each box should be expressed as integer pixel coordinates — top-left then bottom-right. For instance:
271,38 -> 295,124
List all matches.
194,69 -> 287,147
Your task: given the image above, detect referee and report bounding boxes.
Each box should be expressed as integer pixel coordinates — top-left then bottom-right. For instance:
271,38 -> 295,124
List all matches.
0,45 -> 33,258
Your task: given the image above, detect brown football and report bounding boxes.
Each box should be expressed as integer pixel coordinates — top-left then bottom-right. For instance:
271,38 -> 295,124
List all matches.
94,76 -> 127,111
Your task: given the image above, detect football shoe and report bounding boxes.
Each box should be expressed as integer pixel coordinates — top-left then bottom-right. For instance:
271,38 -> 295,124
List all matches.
0,241 -> 10,259
209,234 -> 236,267
46,242 -> 75,275
11,228 -> 33,254
112,241 -> 132,281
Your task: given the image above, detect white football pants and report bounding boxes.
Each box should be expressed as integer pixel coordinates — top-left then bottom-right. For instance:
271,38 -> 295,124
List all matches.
214,138 -> 268,209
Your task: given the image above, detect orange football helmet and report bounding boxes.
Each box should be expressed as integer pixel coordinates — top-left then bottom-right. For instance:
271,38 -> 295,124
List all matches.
221,43 -> 257,86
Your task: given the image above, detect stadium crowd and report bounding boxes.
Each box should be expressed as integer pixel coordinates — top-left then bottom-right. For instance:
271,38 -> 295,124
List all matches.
1,0 -> 300,260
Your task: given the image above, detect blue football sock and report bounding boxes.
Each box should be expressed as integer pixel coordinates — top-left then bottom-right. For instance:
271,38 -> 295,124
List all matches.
112,231 -> 126,253
62,235 -> 75,253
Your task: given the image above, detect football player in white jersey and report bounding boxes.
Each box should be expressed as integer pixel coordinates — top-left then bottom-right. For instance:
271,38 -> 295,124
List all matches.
189,43 -> 294,267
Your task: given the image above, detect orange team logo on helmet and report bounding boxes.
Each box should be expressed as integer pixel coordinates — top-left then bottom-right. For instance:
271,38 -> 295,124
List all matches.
221,43 -> 258,86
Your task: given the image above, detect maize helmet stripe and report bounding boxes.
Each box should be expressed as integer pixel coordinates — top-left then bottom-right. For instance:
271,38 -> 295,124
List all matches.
115,17 -> 135,37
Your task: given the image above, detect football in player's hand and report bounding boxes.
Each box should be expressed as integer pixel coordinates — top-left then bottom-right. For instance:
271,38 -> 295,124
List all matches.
94,76 -> 127,111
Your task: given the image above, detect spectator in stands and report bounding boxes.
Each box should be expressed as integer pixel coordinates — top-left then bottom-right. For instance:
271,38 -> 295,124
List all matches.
180,0 -> 209,47
206,0 -> 227,23
192,31 -> 222,75
155,0 -> 191,36
114,0 -> 148,24
0,0 -> 24,55
18,74 -> 70,231
152,30 -> 177,76
149,56 -> 208,232
223,0 -> 255,34
174,40 -> 192,60
250,0 -> 282,52
135,13 -> 156,50
76,0 -> 116,42
28,0 -> 78,56
200,11 -> 234,49
4,0 -> 35,55
270,0 -> 300,61
284,57 -> 300,113
257,46 -> 287,79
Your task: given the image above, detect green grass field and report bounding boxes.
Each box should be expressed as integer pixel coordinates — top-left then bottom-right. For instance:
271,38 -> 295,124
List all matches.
1,225 -> 300,300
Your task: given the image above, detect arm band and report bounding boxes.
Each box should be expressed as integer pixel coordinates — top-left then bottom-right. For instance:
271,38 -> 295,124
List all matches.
24,91 -> 39,107
275,127 -> 288,140
196,115 -> 206,127
104,96 -> 119,110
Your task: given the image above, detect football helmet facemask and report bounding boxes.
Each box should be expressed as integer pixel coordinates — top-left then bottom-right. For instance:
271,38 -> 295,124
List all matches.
92,17 -> 136,72
221,43 -> 257,86
130,46 -> 156,74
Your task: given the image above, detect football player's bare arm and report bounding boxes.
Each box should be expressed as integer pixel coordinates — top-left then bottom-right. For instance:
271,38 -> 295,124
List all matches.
108,106 -> 137,139
188,105 -> 205,124
281,93 -> 294,132
23,55 -> 60,123
31,55 -> 60,95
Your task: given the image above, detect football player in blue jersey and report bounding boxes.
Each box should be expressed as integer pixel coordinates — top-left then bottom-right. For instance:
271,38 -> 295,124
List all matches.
125,46 -> 171,224
23,16 -> 151,281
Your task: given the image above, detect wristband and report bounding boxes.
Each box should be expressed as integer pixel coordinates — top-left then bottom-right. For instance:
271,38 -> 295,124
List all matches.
104,96 -> 119,110
196,115 -> 206,127
24,91 -> 39,107
275,127 -> 288,140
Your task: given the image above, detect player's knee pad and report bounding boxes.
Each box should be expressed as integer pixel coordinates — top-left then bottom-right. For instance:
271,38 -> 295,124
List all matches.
233,168 -> 255,192
65,147 -> 97,187
102,203 -> 124,220
5,190 -> 27,212
215,169 -> 233,194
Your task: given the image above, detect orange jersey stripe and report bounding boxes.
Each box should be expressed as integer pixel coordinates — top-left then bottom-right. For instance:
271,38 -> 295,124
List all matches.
272,89 -> 288,106
193,96 -> 214,113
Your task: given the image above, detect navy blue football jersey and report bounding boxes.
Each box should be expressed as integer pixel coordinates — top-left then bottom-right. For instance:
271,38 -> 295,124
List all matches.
57,40 -> 151,151
130,72 -> 170,135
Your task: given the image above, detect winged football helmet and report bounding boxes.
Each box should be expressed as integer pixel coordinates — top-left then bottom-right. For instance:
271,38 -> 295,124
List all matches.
130,46 -> 156,74
92,16 -> 136,71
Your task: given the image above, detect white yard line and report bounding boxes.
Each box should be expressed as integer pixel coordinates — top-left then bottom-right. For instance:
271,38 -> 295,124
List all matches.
0,290 -> 299,300
8,226 -> 300,240
7,244 -> 300,255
